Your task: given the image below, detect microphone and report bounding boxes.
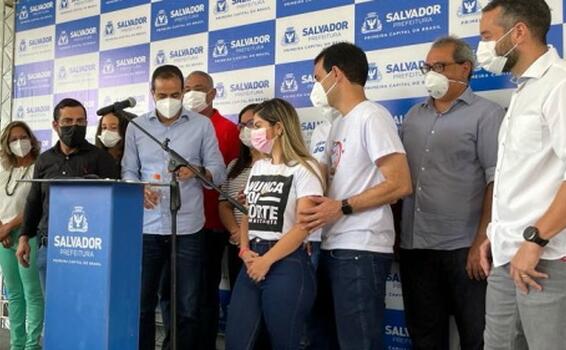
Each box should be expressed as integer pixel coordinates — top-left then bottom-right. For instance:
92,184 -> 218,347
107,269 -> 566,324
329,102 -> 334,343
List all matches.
96,97 -> 136,116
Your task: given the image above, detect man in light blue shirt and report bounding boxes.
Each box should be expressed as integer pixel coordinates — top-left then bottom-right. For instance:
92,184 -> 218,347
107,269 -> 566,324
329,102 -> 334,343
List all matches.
121,65 -> 225,350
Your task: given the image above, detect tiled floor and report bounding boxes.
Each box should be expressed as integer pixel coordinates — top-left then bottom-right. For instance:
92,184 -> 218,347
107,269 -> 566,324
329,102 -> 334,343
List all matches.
0,329 -> 226,350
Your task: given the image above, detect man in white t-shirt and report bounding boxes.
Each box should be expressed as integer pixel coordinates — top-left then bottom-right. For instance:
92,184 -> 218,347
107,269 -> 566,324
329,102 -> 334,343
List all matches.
301,42 -> 412,350
307,108 -> 340,268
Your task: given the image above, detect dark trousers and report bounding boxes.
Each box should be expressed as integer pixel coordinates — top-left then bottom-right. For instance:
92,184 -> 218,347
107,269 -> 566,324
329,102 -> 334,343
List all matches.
399,248 -> 486,350
227,243 -> 242,291
198,229 -> 229,350
140,232 -> 203,350
225,239 -> 316,350
313,249 -> 392,350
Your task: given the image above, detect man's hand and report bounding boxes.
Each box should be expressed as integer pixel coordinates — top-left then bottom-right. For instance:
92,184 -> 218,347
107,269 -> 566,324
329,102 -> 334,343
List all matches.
479,238 -> 492,277
144,186 -> 160,209
299,196 -> 342,231
467,237 -> 488,280
247,255 -> 273,283
176,166 -> 196,182
510,242 -> 548,294
16,236 -> 31,268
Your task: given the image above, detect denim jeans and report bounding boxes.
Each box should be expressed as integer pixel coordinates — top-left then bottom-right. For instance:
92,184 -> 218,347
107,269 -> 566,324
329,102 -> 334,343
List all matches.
400,248 -> 486,350
36,243 -> 47,295
225,239 -> 316,350
139,232 -> 204,350
313,249 -> 393,350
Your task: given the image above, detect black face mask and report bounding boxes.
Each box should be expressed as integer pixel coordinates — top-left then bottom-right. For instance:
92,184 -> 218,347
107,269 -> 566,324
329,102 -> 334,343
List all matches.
59,125 -> 86,148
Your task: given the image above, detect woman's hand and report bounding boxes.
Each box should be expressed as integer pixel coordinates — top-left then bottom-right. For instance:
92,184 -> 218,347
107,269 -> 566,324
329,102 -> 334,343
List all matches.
246,256 -> 273,283
0,224 -> 11,241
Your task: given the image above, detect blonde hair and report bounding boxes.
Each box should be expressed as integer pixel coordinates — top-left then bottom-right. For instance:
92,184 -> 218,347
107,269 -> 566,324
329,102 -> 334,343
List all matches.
254,98 -> 325,190
0,121 -> 41,169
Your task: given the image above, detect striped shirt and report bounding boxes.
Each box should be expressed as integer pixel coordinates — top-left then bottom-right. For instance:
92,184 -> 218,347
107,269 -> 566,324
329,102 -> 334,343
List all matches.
219,159 -> 251,225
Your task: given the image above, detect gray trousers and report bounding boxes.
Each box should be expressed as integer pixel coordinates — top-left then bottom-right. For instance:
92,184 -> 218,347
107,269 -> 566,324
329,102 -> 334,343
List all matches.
484,259 -> 566,350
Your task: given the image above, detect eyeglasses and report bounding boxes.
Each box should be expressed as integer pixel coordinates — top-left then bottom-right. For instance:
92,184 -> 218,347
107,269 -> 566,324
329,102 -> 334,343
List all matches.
59,118 -> 87,127
238,120 -> 254,129
420,62 -> 463,75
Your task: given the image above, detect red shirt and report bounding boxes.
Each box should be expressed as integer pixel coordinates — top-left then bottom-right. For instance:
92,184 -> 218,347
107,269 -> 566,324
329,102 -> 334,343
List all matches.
204,109 -> 240,230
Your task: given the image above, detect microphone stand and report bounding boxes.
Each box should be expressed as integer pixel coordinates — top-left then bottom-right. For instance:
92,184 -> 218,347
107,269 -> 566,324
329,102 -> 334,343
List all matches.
115,109 -> 247,350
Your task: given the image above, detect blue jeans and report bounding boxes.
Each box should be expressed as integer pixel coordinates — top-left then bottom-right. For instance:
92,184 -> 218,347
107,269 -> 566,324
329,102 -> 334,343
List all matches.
309,241 -> 321,270
314,249 -> 393,350
36,244 -> 47,295
226,239 -> 316,350
139,232 -> 203,350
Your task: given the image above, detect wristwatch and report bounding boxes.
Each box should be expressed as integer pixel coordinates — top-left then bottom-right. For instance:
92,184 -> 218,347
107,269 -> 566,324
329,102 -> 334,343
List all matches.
522,226 -> 549,247
341,199 -> 353,215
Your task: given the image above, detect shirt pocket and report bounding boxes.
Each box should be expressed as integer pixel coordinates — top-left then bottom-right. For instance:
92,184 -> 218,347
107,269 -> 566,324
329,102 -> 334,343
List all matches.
508,114 -> 543,154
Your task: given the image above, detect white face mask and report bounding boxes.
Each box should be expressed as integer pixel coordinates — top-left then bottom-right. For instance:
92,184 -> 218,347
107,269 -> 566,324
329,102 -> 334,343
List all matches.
98,130 -> 122,148
155,97 -> 182,119
183,90 -> 209,113
476,27 -> 517,75
9,139 -> 32,158
309,71 -> 337,108
424,71 -> 467,99
239,127 -> 253,148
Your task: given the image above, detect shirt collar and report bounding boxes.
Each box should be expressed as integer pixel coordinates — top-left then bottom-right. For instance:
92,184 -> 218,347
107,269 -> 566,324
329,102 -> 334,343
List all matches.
518,46 -> 559,83
52,140 -> 92,155
423,86 -> 475,110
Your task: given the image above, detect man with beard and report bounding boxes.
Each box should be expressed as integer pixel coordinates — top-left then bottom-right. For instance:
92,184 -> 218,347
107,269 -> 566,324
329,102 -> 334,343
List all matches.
16,98 -> 118,291
478,1 -> 566,349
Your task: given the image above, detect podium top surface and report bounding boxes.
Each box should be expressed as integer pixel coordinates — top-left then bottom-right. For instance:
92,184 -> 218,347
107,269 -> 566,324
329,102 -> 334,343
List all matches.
18,178 -> 167,186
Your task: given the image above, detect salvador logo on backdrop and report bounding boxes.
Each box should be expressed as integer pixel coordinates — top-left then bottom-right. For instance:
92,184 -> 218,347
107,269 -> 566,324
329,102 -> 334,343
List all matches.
11,95 -> 53,131
275,60 -> 316,108
151,1 -> 208,42
211,65 -> 274,115
54,53 -> 98,93
276,5 -> 354,64
208,20 -> 275,73
99,44 -> 150,88
209,0 -> 275,31
13,60 -> 53,99
56,0 -> 100,23
55,15 -> 99,58
15,26 -> 55,65
100,4 -> 150,51
365,44 -> 429,101
355,0 -> 448,51
16,0 -> 55,32
150,33 -> 207,75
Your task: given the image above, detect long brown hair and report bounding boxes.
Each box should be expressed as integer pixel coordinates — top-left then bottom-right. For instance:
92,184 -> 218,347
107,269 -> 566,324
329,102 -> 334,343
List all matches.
0,121 -> 41,169
254,98 -> 324,189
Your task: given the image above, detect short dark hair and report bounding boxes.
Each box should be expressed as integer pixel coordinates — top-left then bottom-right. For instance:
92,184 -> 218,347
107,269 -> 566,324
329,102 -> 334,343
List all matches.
53,98 -> 87,121
314,42 -> 369,86
483,0 -> 551,45
151,64 -> 184,91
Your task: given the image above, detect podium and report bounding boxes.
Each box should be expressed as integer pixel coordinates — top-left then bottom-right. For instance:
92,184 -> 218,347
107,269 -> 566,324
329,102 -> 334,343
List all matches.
40,179 -> 144,350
